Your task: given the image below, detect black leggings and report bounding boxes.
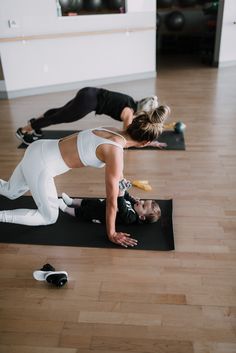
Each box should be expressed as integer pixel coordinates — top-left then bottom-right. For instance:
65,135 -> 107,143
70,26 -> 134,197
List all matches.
31,87 -> 100,130
75,199 -> 106,224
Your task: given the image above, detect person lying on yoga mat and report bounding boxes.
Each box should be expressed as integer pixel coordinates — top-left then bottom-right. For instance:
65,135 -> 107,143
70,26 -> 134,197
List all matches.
16,86 -> 166,148
59,188 -> 161,225
0,106 -> 170,247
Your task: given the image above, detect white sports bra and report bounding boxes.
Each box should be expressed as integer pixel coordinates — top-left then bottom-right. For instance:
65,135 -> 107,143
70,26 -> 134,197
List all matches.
77,127 -> 126,168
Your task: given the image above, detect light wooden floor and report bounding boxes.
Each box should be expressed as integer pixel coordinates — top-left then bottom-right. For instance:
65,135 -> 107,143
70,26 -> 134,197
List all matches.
0,58 -> 236,353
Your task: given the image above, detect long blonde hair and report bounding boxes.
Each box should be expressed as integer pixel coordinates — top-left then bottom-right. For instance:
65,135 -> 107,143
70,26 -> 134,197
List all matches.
127,105 -> 170,142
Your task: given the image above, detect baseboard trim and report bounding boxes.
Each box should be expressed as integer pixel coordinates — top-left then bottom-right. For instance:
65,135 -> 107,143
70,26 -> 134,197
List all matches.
0,71 -> 156,99
218,60 -> 236,68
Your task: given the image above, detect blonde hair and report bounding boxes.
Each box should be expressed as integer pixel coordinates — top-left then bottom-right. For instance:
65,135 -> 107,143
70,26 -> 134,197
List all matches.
136,96 -> 159,113
144,201 -> 161,224
127,105 -> 170,142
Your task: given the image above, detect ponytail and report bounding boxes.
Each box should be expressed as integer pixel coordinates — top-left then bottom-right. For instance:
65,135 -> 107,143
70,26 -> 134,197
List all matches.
127,105 -> 170,142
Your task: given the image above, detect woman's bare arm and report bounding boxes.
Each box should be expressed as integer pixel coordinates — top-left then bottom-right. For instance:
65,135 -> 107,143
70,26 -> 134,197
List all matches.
120,107 -> 134,129
104,147 -> 138,247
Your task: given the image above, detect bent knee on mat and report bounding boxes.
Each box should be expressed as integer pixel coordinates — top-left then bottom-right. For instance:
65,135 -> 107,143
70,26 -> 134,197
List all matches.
42,217 -> 58,226
8,193 -> 25,200
41,210 -> 59,225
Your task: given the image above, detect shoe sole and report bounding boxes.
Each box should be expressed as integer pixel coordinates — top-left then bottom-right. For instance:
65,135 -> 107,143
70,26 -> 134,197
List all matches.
33,270 -> 68,281
15,130 -> 31,145
15,131 -> 37,145
15,130 -> 24,140
16,132 -> 30,146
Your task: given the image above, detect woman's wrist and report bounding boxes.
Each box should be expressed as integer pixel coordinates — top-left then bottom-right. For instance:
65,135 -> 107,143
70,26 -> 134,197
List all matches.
108,231 -> 116,240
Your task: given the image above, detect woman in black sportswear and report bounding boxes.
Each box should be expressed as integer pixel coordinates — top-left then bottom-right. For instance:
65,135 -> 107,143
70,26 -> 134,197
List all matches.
16,87 -> 160,145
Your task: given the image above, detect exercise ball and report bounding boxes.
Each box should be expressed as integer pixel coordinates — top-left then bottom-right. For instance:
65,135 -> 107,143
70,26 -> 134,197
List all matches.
59,0 -> 72,13
158,0 -> 174,9
174,121 -> 186,133
178,0 -> 197,7
83,0 -> 103,11
106,0 -> 124,10
165,11 -> 185,31
70,0 -> 83,12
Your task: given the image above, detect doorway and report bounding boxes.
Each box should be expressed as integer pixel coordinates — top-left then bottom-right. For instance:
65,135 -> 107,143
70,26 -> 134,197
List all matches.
156,0 -> 221,69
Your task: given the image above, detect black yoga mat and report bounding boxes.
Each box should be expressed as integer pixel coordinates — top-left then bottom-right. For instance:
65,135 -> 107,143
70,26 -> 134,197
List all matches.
18,130 -> 185,150
0,196 -> 174,251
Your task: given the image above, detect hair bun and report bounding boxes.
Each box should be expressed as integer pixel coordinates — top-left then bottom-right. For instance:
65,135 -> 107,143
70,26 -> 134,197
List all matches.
150,105 -> 170,124
127,105 -> 171,143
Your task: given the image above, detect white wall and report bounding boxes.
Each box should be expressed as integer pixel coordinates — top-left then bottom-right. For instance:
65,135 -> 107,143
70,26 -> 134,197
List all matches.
0,0 -> 156,98
218,0 -> 236,65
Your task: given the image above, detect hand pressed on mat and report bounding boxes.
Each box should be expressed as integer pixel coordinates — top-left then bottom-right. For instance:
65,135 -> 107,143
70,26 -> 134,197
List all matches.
148,141 -> 167,149
109,231 -> 138,248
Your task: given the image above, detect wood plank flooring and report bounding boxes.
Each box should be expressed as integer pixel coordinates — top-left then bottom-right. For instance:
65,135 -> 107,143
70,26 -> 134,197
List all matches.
0,58 -> 236,353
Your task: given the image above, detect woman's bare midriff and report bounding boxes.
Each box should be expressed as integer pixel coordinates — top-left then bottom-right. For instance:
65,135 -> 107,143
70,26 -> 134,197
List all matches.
59,134 -> 84,168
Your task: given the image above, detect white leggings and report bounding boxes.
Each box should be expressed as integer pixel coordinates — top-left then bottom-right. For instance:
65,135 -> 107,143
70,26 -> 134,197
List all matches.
0,140 -> 70,225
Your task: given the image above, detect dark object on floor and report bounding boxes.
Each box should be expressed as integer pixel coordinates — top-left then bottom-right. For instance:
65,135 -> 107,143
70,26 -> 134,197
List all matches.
33,263 -> 68,288
0,197 -> 175,251
46,272 -> 68,287
18,130 -> 185,150
174,121 -> 186,133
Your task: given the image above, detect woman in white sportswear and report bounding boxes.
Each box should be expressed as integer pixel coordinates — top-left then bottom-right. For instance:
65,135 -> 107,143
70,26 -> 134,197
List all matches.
0,106 -> 170,247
